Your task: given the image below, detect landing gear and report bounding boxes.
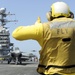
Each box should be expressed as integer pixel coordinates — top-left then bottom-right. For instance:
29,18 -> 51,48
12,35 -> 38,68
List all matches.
7,58 -> 12,64
1,59 -> 3,64
15,57 -> 18,65
19,58 -> 22,64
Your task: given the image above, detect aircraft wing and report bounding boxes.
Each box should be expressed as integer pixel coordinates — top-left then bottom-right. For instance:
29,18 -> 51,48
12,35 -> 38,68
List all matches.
20,52 -> 36,61
20,53 -> 30,61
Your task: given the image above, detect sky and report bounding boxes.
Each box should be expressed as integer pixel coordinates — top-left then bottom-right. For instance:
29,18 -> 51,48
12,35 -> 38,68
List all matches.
0,0 -> 75,58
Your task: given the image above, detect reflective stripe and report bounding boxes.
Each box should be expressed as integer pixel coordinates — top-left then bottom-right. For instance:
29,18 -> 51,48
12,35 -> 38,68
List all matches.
50,21 -> 75,29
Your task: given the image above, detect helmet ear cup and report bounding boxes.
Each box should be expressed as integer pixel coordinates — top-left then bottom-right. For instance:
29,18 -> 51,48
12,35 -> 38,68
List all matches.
69,11 -> 74,19
46,11 -> 53,21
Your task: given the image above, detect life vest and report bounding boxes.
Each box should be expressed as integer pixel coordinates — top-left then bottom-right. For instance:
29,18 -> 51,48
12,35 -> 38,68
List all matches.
37,18 -> 75,75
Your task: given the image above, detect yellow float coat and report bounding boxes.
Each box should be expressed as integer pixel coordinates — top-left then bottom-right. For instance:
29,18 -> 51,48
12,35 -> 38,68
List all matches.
12,18 -> 75,75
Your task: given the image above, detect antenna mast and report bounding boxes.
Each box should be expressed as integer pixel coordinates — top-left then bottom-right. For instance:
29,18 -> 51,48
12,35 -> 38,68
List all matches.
0,8 -> 17,27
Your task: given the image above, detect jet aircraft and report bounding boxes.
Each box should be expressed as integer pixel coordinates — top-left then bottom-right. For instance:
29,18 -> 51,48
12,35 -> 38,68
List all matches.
0,48 -> 36,65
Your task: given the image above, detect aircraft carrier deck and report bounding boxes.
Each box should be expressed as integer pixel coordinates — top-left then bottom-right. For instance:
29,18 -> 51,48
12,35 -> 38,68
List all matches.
0,61 -> 40,75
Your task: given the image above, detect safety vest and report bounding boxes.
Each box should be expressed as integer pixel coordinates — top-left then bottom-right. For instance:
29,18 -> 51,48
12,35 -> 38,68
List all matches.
37,18 -> 75,75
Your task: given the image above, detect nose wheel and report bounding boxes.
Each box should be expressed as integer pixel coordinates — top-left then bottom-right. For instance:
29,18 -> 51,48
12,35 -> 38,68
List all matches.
15,57 -> 18,65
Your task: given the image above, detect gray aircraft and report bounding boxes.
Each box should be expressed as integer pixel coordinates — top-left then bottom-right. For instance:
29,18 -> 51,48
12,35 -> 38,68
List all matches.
6,48 -> 30,65
5,48 -> 36,65
0,47 -> 36,65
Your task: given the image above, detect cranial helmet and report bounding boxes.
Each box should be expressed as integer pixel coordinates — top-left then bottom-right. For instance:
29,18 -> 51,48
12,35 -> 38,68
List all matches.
51,1 -> 70,18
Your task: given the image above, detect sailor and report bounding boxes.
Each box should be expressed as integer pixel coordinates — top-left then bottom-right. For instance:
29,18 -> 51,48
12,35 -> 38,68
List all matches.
12,1 -> 75,75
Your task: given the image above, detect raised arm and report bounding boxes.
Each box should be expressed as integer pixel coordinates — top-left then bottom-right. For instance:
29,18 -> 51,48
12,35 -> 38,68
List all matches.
12,24 -> 43,42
